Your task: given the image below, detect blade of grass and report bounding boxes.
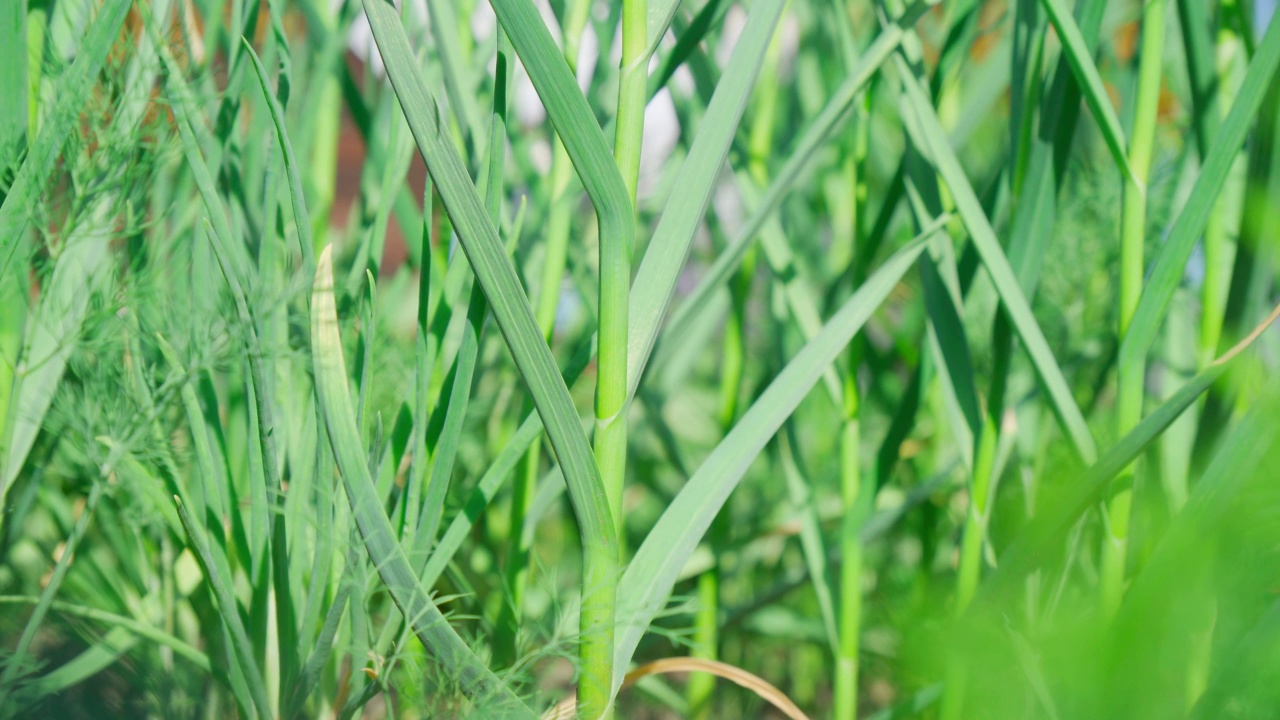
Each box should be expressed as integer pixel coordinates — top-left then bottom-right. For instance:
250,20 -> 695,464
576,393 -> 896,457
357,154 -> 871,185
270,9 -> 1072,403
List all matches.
628,0 -> 789,394
645,4 -> 931,386
401,180 -> 435,551
983,302 -> 1280,599
30,624 -> 138,697
480,32 -> 622,698
1036,0 -> 1138,187
311,244 -> 535,718
426,0 -> 483,150
400,179 -> 435,555
0,595 -> 211,672
1119,12 -> 1280,393
200,206 -> 300,700
900,160 -> 983,469
378,29 -> 524,677
614,232 -> 933,689
501,146 -> 576,666
243,40 -> 317,277
418,340 -> 597,590
284,563 -> 352,718
155,333 -> 230,535
415,30 -> 514,555
160,6 -> 303,691
360,4 -> 621,715
647,0 -> 728,97
687,19 -> 788,713
894,54 -> 1098,464
738,171 -> 846,406
0,229 -> 109,505
644,0 -> 686,61
176,495 -> 274,720
485,5 -> 634,603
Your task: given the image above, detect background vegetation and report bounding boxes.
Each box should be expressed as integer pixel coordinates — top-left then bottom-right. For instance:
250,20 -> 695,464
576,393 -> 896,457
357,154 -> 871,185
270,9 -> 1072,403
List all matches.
1,0 -> 1279,718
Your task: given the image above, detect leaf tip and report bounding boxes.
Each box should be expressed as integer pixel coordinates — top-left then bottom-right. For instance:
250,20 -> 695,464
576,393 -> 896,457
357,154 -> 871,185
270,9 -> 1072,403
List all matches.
317,243 -> 334,275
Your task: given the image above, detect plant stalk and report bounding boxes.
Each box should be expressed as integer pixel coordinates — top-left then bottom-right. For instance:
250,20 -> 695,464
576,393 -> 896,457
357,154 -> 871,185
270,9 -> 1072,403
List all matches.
1103,0 -> 1166,619
614,0 -> 648,202
834,73 -> 872,720
578,1 -> 647,716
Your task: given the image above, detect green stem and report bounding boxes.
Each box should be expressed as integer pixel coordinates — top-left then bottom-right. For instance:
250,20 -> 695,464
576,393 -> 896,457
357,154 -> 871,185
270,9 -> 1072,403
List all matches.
957,305 -> 1011,621
577,552 -> 619,720
591,0 -> 643,553
687,569 -> 720,719
576,1 -> 646,716
835,377 -> 863,720
484,0 -> 635,713
614,0 -> 648,201
834,69 -> 871,720
593,0 -> 644,553
1104,0 -> 1166,619
957,415 -> 1000,612
1175,0 -> 1228,371
939,417 -> 999,720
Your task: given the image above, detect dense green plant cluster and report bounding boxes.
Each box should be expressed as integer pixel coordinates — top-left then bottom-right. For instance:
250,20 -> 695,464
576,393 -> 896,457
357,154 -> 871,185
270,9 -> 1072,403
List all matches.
1,0 -> 1280,718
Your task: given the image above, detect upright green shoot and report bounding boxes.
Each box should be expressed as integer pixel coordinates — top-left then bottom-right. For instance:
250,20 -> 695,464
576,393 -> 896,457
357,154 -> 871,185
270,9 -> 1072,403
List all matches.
1103,0 -> 1167,619
835,35 -> 874,720
595,0 -> 644,570
615,0 -> 648,201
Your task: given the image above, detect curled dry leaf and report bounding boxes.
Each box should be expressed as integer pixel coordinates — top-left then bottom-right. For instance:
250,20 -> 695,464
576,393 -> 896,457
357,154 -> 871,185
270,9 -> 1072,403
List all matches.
542,657 -> 811,720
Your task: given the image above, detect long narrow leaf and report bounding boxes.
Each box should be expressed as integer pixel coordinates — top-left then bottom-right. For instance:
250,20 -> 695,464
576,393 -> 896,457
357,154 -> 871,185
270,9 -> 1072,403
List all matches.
895,55 -> 1098,464
176,495 -> 273,720
627,0 -> 786,393
1036,0 -> 1137,186
986,303 -> 1280,597
0,229 -> 109,499
360,0 -> 615,561
243,40 -> 317,275
0,595 -> 211,672
645,0 -> 685,60
649,6 -> 930,382
614,233 -> 933,688
0,0 -> 27,155
311,245 -> 534,718
1119,13 -> 1280,377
